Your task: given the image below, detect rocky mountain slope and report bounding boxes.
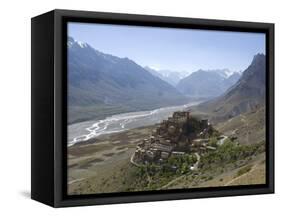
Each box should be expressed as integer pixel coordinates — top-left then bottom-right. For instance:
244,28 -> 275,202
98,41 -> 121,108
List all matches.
196,54 -> 265,122
68,37 -> 187,123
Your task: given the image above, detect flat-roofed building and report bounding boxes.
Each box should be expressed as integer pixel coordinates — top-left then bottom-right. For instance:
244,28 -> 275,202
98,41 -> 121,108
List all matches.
152,144 -> 173,153
161,151 -> 170,159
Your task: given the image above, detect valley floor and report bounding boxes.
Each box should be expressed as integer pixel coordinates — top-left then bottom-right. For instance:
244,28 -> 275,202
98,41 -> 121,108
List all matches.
68,125 -> 155,194
68,119 -> 266,195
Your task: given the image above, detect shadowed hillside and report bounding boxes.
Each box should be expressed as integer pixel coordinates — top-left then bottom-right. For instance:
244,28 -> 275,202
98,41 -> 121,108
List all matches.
68,37 -> 188,123
195,54 -> 265,122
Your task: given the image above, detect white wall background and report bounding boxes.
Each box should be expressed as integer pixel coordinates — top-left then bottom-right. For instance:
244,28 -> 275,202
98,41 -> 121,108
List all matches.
0,0 -> 279,215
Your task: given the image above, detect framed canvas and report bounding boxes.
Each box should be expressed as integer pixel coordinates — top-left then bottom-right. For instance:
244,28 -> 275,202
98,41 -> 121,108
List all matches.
31,9 -> 274,207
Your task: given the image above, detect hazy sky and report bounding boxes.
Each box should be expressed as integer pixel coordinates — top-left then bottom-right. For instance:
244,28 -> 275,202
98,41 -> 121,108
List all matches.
68,22 -> 265,72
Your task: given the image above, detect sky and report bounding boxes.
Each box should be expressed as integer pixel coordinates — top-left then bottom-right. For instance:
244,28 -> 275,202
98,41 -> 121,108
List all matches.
68,22 -> 265,73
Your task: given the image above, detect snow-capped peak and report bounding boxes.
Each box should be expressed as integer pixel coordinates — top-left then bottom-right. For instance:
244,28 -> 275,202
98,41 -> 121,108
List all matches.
148,66 -> 160,71
223,69 -> 233,77
76,40 -> 88,48
146,66 -> 190,78
67,37 -> 89,48
216,69 -> 239,78
67,40 -> 74,48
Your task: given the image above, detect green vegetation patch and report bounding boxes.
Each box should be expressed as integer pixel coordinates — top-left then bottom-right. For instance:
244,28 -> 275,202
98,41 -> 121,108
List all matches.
129,153 -> 198,190
200,139 -> 265,171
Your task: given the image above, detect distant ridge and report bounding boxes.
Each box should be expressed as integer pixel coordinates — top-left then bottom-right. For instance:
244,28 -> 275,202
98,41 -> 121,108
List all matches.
176,69 -> 241,98
144,66 -> 190,87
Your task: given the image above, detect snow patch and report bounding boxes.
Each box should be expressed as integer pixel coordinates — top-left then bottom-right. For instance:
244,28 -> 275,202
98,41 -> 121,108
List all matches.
67,41 -> 73,48
75,40 -> 88,48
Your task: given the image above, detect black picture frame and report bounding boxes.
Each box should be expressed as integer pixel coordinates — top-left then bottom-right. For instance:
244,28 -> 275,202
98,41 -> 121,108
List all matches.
31,9 -> 274,207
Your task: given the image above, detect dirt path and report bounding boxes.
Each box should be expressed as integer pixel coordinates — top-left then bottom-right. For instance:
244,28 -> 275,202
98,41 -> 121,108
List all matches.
224,164 -> 258,186
191,153 -> 200,170
160,175 -> 186,189
68,178 -> 85,185
130,152 -> 141,167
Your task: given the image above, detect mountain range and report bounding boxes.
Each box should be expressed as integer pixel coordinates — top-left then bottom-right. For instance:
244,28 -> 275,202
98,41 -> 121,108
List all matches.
196,53 -> 265,121
68,36 -> 265,125
68,37 -> 188,123
176,69 -> 241,98
144,66 -> 190,86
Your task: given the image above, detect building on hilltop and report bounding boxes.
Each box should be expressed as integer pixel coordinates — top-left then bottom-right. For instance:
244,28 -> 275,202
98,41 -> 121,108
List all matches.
132,111 -> 215,165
